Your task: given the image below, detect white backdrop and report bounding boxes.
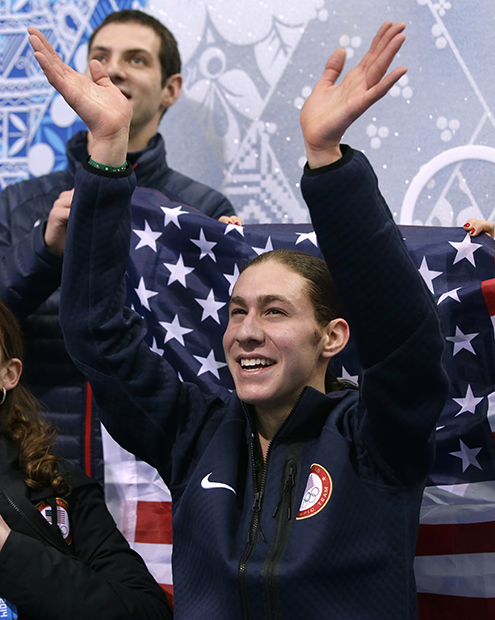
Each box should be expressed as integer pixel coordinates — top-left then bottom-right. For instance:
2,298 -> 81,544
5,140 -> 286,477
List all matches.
2,0 -> 495,226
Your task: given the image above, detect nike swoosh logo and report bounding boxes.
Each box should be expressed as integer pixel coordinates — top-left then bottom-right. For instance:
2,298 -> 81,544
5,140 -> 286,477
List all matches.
201,473 -> 236,495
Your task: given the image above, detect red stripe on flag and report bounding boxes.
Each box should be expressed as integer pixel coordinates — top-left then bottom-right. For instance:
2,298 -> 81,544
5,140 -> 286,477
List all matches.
160,584 -> 174,609
481,278 -> 495,316
135,500 -> 173,544
416,521 -> 495,556
418,593 -> 495,619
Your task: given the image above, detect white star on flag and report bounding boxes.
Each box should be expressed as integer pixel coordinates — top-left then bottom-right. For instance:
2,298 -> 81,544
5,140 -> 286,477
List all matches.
193,350 -> 228,379
195,289 -> 226,323
224,223 -> 245,236
135,277 -> 158,311
449,233 -> 482,266
437,288 -> 462,305
450,439 -> 482,472
133,220 -> 162,252
338,366 -> 359,384
295,231 -> 318,247
191,228 -> 217,261
161,205 -> 188,229
223,264 -> 240,296
453,385 -> 484,416
163,254 -> 194,287
446,326 -> 479,356
253,237 -> 274,255
159,315 -> 193,346
149,337 -> 164,356
418,256 -> 443,294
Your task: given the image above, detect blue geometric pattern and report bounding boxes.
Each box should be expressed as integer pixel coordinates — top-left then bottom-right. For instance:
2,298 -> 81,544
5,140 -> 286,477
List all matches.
3,1 -> 495,226
0,0 -> 144,187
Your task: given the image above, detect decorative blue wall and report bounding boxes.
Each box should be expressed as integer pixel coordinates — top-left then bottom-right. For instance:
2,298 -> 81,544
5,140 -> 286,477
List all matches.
2,0 -> 495,226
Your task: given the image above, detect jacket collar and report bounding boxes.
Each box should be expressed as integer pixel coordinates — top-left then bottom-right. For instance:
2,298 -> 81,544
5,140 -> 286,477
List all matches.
241,386 -> 358,443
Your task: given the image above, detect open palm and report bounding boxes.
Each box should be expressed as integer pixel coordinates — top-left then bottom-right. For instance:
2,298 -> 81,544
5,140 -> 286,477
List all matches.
28,28 -> 132,151
301,21 -> 407,168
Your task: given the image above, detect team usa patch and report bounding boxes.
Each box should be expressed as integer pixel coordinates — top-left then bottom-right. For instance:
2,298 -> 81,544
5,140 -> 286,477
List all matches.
36,498 -> 71,544
296,463 -> 332,520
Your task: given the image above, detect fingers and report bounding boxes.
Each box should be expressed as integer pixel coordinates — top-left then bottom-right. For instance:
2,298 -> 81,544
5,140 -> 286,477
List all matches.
219,215 -> 243,225
87,58 -> 111,86
28,27 -> 75,93
365,64 -> 408,107
361,22 -> 407,87
364,21 -> 406,67
321,48 -> 347,87
53,188 -> 75,209
45,189 -> 73,256
463,219 -> 495,238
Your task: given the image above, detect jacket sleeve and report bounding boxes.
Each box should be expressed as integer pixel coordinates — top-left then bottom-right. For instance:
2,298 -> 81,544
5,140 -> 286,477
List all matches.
59,164 -> 222,487
301,147 -> 449,486
0,482 -> 172,620
0,186 -> 63,319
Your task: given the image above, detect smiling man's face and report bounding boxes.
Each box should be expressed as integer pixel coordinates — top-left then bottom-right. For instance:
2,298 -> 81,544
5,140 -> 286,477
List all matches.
223,260 -> 332,420
88,22 -> 179,150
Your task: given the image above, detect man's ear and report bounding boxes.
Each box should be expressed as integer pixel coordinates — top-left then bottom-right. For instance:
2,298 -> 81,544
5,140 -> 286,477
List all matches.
161,73 -> 183,111
320,318 -> 350,359
1,358 -> 22,392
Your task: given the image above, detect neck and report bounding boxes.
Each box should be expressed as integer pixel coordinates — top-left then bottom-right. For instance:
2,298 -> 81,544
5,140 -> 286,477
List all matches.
254,405 -> 290,462
128,123 -> 156,152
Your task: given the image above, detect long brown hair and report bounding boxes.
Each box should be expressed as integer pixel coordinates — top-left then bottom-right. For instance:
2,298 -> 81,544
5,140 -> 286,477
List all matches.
243,249 -> 356,393
0,302 -> 69,496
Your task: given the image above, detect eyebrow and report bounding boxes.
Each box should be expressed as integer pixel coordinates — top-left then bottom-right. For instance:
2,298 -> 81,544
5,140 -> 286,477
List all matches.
229,294 -> 294,307
89,45 -> 153,57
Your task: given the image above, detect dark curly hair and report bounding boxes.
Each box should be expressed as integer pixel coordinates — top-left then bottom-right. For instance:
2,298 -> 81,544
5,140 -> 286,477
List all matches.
0,302 -> 69,496
88,9 -> 181,86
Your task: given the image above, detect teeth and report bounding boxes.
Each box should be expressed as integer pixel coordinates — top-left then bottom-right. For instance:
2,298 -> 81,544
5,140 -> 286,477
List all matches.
240,358 -> 274,369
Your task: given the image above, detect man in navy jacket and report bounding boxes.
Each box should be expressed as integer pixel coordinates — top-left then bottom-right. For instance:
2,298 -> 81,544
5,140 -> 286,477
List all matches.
0,10 -> 237,478
30,20 -> 448,619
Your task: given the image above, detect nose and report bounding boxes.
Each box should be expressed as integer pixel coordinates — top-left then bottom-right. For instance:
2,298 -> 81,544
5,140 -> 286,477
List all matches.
105,56 -> 126,81
234,312 -> 265,347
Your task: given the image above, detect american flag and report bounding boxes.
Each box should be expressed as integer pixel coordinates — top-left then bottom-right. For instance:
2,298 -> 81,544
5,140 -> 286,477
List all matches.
102,185 -> 495,616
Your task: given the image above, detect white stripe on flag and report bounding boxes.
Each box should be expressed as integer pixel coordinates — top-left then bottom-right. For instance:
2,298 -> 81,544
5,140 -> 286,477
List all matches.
415,553 -> 495,597
421,482 -> 495,524
131,542 -> 173,585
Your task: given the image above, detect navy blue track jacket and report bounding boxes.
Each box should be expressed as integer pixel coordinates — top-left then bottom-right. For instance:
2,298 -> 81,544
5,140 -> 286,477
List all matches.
60,146 -> 448,619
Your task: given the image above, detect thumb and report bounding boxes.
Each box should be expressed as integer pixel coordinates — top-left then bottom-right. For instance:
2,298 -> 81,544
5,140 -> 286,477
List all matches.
88,59 -> 112,85
321,48 -> 347,87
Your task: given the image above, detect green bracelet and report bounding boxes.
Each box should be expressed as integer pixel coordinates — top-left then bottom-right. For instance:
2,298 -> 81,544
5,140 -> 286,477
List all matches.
88,157 -> 128,173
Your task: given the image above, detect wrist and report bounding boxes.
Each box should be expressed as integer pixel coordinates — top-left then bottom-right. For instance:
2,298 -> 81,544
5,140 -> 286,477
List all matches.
88,158 -> 128,173
89,129 -> 129,167
305,143 -> 343,169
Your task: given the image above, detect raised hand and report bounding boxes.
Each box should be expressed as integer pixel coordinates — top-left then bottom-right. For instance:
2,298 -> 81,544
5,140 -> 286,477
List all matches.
300,21 -> 407,168
28,27 -> 132,166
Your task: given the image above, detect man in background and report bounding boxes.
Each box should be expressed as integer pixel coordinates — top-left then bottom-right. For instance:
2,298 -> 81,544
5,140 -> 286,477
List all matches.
0,10 -> 238,480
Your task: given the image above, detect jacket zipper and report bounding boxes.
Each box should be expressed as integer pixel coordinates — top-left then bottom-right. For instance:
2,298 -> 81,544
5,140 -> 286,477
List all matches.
239,427 -> 272,620
0,487 -> 70,555
238,389 -> 306,619
263,458 -> 298,619
272,461 -> 296,521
